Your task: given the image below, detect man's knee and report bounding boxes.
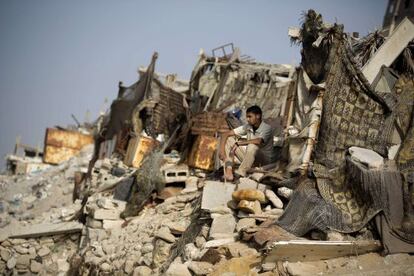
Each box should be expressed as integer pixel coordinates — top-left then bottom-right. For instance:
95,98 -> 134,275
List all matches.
246,144 -> 259,155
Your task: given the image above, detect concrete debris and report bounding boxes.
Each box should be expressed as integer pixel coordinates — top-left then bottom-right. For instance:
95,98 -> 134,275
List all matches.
209,214 -> 237,240
201,181 -> 235,211
2,8 -> 414,276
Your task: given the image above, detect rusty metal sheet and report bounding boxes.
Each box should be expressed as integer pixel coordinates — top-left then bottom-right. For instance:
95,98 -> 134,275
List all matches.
43,145 -> 79,164
43,128 -> 93,164
124,136 -> 159,168
188,135 -> 218,171
45,128 -> 93,149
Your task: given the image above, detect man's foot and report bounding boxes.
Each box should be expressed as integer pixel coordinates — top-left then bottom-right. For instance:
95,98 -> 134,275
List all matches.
224,166 -> 234,182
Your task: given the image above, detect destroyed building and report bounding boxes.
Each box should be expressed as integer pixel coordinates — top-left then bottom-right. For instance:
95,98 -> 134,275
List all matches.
1,8 -> 414,276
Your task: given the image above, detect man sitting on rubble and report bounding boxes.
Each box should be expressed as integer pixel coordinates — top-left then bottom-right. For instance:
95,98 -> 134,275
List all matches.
219,105 -> 275,181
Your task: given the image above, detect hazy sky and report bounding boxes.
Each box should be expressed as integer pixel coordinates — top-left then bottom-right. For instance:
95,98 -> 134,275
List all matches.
0,0 -> 387,170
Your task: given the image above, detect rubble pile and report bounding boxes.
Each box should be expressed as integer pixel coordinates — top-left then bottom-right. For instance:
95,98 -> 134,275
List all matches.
2,9 -> 414,276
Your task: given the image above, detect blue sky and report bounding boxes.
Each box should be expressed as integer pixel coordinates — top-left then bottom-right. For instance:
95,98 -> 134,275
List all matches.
0,0 -> 387,169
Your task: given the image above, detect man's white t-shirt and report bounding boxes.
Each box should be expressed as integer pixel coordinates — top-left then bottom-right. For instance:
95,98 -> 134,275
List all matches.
233,121 -> 275,163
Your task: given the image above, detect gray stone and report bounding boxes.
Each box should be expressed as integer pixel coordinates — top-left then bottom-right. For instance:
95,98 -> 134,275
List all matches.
101,262 -> 112,271
57,259 -> 70,272
195,236 -> 206,248
188,261 -> 214,275
133,266 -> 152,276
142,253 -> 153,267
201,181 -> 235,211
14,245 -> 29,254
16,254 -> 31,268
152,239 -> 172,268
209,214 -> 236,240
349,146 -> 384,169
124,259 -> 135,274
236,218 -> 256,232
184,243 -> 200,261
30,260 -> 42,273
166,221 -> 188,234
0,248 -> 11,261
7,257 -> 16,269
284,261 -> 322,276
277,187 -> 293,199
37,246 -> 51,257
165,263 -> 192,276
264,189 -> 283,209
141,243 -> 154,254
237,178 -> 266,191
155,226 -> 176,243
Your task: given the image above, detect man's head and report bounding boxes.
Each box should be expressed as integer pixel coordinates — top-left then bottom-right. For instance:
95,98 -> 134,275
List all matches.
246,105 -> 262,127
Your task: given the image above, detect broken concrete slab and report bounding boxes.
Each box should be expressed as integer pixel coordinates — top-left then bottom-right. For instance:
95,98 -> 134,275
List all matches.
92,209 -> 121,220
201,181 -> 235,211
209,214 -> 237,240
102,220 -> 124,230
349,146 -> 384,169
362,18 -> 414,84
204,238 -> 235,248
264,240 -> 382,262
264,189 -> 283,209
8,221 -> 83,239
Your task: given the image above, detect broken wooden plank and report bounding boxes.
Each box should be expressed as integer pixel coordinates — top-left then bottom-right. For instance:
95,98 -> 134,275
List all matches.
264,240 -> 382,262
8,221 -> 84,239
362,17 -> 414,84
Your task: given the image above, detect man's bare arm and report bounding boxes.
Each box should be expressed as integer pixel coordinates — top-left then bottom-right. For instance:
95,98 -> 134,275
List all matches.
236,138 -> 263,146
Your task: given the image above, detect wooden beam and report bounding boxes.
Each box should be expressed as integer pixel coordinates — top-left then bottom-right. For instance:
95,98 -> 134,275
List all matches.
264,240 -> 382,262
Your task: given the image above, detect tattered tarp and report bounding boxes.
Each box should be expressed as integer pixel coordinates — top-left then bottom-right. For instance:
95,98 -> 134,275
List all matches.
312,29 -> 394,232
